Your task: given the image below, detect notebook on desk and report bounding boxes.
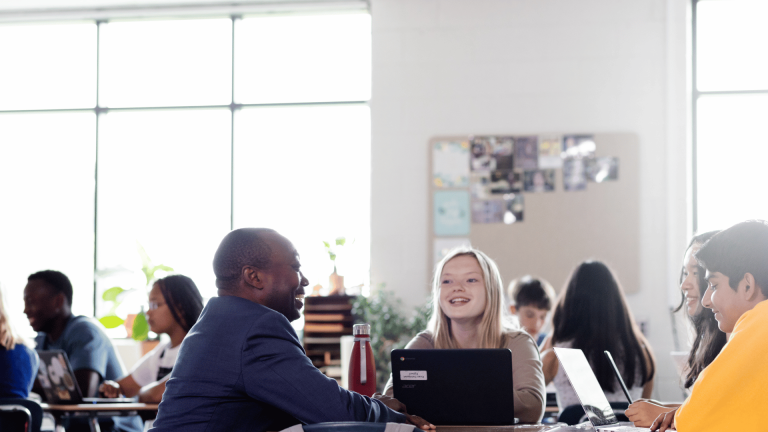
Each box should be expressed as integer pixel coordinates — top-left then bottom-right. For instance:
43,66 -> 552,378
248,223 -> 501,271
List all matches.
391,349 -> 519,426
553,347 -> 649,432
36,350 -> 134,404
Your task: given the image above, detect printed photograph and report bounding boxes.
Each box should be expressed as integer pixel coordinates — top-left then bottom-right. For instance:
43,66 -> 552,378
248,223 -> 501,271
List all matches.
504,194 -> 524,224
433,140 -> 470,188
514,136 -> 538,170
562,134 -> 596,159
563,158 -> 587,191
523,169 -> 556,192
538,135 -> 563,169
585,157 -> 619,182
471,199 -> 505,224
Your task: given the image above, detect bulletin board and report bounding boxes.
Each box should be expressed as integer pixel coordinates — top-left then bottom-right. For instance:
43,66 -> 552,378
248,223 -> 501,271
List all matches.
429,133 -> 640,295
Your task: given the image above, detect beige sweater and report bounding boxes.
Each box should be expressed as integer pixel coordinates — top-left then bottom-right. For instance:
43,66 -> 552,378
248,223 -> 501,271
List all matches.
383,330 -> 546,423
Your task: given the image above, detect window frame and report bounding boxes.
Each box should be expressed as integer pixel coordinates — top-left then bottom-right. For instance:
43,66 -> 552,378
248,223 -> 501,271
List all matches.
0,8 -> 371,316
691,0 -> 768,232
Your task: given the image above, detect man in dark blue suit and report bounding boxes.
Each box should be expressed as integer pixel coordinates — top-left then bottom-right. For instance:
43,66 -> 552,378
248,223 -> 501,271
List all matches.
151,228 -> 433,432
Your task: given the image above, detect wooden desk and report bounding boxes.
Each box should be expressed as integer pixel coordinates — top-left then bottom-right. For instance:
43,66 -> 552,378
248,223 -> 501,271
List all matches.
435,425 -> 579,431
42,403 -> 158,432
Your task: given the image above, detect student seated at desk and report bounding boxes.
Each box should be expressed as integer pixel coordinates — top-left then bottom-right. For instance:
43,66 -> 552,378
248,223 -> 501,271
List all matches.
0,285 -> 39,399
625,231 -> 726,427
651,221 -> 768,432
99,275 -> 203,403
540,261 -> 655,413
383,246 -> 546,424
507,276 -> 555,347
24,270 -> 142,432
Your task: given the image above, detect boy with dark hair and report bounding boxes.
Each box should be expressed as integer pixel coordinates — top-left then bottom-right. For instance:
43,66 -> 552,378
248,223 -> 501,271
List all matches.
507,276 -> 555,346
652,220 -> 768,431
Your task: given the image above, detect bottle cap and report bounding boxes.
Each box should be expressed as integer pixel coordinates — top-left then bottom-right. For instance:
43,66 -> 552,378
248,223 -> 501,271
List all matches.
353,323 -> 371,336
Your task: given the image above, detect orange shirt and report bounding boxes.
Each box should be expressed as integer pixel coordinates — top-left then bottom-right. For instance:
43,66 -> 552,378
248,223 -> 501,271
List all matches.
675,300 -> 768,431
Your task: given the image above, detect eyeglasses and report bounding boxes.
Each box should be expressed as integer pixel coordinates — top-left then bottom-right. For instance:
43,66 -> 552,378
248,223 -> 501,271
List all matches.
148,301 -> 166,310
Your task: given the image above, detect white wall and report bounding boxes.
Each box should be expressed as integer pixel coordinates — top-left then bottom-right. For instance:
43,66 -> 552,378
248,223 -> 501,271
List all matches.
370,0 -> 690,401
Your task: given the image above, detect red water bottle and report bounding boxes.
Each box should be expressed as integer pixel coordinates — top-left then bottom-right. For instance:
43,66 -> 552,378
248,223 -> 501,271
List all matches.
348,323 -> 376,396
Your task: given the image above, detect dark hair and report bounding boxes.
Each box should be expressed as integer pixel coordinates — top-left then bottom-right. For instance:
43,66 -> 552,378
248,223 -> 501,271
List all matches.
695,220 -> 768,298
155,275 -> 204,332
28,270 -> 73,306
553,261 -> 655,392
674,231 -> 727,389
513,277 -> 553,311
213,228 -> 277,290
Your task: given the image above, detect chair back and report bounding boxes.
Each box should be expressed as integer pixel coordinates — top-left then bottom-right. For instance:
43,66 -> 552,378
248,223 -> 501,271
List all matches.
0,399 -> 43,432
0,404 -> 31,432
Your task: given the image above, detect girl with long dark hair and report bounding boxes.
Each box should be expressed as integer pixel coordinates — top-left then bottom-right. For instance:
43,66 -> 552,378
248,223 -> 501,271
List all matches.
625,231 -> 727,426
99,274 -> 203,402
541,261 -> 656,412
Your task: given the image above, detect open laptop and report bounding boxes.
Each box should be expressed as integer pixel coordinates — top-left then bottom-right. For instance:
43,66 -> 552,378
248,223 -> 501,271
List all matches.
391,349 -> 518,426
37,350 -> 133,404
554,347 -> 650,431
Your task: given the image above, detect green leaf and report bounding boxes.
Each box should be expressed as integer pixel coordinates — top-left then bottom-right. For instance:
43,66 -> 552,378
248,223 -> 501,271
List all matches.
132,311 -> 149,341
99,315 -> 125,329
335,237 -> 346,246
102,287 -> 125,302
329,252 -> 336,261
322,241 -> 330,249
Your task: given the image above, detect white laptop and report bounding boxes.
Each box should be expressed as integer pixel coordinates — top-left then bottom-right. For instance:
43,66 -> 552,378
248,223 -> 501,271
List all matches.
554,347 -> 650,431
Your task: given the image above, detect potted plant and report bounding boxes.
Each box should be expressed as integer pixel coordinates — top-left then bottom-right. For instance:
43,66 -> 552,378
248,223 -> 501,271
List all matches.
98,244 -> 173,344
323,237 -> 347,295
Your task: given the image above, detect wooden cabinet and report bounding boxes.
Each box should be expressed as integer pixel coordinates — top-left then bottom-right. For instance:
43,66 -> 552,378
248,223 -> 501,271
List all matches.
303,295 -> 355,381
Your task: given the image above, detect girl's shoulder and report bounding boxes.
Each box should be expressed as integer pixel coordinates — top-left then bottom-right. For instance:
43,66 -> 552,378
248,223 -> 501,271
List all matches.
406,330 -> 435,349
502,328 -> 538,350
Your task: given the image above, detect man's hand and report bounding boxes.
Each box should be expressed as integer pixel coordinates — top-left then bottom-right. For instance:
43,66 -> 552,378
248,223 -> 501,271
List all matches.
372,392 -> 406,413
98,380 -> 121,398
405,413 -> 436,430
625,400 -> 674,427
372,393 -> 435,430
650,407 -> 677,431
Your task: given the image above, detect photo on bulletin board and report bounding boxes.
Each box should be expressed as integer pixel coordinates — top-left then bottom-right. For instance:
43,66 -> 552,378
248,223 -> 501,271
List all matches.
433,237 -> 472,265
563,158 -> 587,191
586,157 -> 619,183
523,169 -> 556,192
470,136 -> 514,173
562,134 -> 596,159
470,173 -> 490,199
471,199 -> 505,224
504,194 -> 524,224
434,190 -> 471,236
488,169 -> 522,195
433,140 -> 470,188
514,136 -> 538,170
538,135 -> 563,169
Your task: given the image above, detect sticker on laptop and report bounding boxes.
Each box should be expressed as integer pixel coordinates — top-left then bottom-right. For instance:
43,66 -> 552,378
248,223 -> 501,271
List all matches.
400,370 -> 427,380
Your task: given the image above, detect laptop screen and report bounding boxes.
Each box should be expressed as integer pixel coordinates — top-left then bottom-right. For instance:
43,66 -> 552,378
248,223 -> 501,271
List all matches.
554,347 -> 619,427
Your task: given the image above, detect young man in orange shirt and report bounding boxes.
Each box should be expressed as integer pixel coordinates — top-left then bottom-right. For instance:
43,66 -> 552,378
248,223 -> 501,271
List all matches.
652,220 -> 768,432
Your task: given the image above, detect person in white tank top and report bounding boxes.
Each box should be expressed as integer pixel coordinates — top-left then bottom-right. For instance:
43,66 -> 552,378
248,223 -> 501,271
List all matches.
99,274 -> 203,402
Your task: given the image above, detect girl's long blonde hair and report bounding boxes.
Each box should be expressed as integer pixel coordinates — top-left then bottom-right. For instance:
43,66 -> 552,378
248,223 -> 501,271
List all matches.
427,246 -> 512,349
0,286 -> 27,350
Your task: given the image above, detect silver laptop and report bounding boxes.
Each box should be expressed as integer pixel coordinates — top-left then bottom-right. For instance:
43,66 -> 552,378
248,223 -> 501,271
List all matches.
554,348 -> 649,431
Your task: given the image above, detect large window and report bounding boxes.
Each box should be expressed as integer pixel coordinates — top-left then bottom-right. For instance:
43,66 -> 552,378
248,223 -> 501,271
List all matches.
694,0 -> 768,232
0,10 -> 371,336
